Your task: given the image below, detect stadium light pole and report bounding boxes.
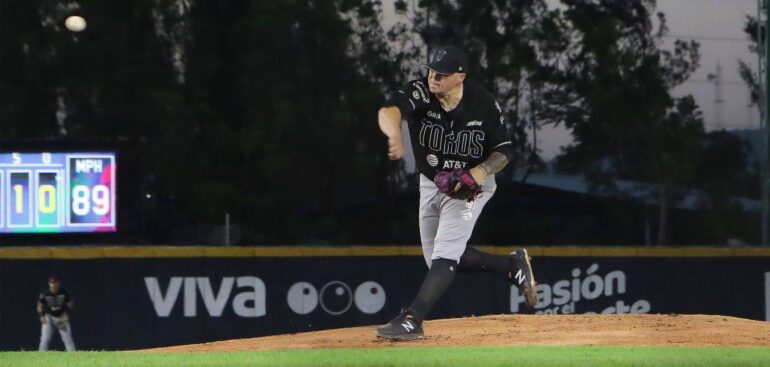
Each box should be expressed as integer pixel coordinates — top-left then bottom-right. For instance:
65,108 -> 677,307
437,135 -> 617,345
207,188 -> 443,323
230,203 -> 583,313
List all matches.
757,0 -> 770,246
754,0 -> 766,246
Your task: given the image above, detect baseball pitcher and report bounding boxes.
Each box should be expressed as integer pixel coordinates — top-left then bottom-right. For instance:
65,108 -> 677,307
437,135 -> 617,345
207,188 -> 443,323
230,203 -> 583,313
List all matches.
375,46 -> 538,340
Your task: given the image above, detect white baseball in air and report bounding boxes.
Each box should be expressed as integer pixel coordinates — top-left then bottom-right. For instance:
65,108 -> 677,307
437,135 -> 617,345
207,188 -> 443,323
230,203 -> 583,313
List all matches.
64,16 -> 87,32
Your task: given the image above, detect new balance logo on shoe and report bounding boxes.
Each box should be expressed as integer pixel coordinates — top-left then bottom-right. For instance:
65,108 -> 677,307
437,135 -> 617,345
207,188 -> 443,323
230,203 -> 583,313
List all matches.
509,249 -> 538,308
515,269 -> 526,285
402,320 -> 415,332
376,310 -> 424,340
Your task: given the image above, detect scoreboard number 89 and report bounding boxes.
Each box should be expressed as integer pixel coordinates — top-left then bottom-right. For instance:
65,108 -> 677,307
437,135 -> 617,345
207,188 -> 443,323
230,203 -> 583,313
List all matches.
72,184 -> 110,216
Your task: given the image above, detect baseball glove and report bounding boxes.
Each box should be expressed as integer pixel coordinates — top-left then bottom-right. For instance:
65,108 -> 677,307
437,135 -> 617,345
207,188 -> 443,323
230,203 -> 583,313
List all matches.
434,169 -> 482,201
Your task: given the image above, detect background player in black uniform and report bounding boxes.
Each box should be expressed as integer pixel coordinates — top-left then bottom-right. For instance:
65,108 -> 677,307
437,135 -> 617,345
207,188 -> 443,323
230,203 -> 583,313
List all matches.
375,46 -> 538,340
37,275 -> 76,351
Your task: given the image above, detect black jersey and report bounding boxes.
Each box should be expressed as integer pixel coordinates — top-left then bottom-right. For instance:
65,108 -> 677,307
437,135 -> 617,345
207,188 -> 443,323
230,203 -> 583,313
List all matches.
38,288 -> 72,317
385,79 -> 513,180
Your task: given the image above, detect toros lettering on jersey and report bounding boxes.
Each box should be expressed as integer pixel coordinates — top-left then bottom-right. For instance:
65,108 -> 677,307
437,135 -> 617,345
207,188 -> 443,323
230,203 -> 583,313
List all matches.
418,121 -> 485,158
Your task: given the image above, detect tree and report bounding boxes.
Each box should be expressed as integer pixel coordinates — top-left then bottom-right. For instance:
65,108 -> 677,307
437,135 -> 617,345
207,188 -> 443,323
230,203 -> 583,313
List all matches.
554,0 -> 703,245
1,1 -> 182,140
737,15 -> 762,107
690,131 -> 759,243
139,0 -> 399,243
1,0 -> 402,244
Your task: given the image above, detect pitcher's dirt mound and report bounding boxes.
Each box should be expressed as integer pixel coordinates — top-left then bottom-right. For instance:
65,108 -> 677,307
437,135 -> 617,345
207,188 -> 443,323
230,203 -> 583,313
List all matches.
143,314 -> 770,352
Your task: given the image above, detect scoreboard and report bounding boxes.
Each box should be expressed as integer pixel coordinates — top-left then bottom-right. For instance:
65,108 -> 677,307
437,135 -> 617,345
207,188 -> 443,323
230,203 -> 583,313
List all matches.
0,152 -> 116,233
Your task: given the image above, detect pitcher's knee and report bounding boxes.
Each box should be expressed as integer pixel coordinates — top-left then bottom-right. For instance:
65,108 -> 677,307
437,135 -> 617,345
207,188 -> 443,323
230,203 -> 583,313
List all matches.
430,243 -> 466,263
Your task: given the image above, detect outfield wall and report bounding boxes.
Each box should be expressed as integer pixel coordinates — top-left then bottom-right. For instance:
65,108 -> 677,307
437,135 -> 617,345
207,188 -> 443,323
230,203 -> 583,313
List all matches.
1,246 -> 769,351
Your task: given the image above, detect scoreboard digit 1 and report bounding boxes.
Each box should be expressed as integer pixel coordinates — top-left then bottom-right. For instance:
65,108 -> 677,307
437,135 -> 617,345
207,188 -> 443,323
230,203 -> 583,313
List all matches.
8,170 -> 32,228
0,152 -> 116,233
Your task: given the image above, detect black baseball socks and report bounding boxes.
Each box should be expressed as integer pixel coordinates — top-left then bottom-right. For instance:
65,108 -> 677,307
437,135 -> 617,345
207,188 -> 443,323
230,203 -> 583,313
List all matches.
457,246 -> 510,273
406,258 -> 457,322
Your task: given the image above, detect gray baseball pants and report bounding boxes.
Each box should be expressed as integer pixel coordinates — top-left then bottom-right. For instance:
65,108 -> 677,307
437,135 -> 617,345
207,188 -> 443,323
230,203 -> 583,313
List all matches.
419,173 -> 496,266
39,314 -> 76,352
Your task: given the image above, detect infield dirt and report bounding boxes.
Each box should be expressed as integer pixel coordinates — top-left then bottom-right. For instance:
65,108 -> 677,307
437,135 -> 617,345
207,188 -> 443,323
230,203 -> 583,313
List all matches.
142,314 -> 770,352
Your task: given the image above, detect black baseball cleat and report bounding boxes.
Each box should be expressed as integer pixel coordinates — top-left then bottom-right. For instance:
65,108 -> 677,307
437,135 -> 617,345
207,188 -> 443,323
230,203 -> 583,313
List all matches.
375,309 -> 424,341
508,248 -> 538,308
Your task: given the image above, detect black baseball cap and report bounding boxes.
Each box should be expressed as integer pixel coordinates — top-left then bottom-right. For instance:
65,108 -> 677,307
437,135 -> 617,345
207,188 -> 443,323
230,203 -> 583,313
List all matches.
48,275 -> 60,283
421,46 -> 468,74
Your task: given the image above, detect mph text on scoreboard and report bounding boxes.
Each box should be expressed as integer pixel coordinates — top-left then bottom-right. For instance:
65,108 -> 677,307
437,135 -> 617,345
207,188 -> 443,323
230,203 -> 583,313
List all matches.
0,152 -> 116,233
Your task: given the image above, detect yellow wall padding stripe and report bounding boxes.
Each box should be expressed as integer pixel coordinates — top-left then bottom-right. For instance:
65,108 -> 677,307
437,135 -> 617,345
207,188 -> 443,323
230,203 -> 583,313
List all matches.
2,246 -> 770,259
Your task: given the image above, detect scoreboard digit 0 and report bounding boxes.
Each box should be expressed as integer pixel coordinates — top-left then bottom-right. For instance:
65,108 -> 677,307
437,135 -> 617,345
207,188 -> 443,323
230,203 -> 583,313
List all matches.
0,152 -> 116,233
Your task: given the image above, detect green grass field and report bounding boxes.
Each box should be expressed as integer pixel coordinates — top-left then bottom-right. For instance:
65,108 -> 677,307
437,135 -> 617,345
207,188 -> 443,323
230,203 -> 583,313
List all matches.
2,346 -> 770,367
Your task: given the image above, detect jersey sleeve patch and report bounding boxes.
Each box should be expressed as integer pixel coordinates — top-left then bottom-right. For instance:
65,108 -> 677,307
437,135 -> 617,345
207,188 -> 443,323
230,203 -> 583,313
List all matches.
384,80 -> 431,118
411,81 -> 430,104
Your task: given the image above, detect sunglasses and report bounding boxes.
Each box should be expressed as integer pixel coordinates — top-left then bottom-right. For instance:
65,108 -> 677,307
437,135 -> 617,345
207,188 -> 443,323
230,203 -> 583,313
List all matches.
428,70 -> 453,81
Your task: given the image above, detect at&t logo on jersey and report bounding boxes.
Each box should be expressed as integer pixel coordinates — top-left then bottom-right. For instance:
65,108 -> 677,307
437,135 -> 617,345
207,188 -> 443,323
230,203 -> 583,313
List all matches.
443,160 -> 467,169
418,122 -> 484,158
426,154 -> 439,167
